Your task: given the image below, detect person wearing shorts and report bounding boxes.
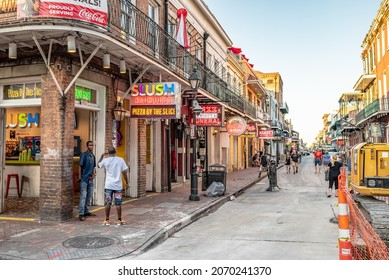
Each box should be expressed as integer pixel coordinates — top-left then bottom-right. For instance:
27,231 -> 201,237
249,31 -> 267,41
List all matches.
285,152 -> 291,174
98,147 -> 129,226
314,148 -> 323,174
290,149 -> 299,174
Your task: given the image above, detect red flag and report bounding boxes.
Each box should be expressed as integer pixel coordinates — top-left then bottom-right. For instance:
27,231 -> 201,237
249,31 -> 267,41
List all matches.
228,47 -> 242,54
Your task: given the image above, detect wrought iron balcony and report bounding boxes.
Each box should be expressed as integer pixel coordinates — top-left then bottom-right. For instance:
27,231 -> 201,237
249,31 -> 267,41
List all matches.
355,97 -> 389,124
280,102 -> 289,114
0,0 -> 253,116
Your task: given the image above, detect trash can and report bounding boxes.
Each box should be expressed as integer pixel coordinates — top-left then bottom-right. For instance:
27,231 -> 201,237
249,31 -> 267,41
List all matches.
202,163 -> 227,195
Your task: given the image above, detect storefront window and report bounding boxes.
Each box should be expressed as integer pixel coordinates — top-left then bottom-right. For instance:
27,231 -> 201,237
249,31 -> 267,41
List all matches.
75,86 -> 97,104
3,82 -> 41,100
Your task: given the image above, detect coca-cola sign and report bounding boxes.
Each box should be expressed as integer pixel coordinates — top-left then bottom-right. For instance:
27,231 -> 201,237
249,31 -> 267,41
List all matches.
225,116 -> 247,136
17,0 -> 108,27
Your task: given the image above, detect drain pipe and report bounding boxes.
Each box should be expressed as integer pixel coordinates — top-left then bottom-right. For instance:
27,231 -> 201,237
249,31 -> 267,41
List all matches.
202,32 -> 209,90
164,0 -> 169,60
203,32 -> 209,174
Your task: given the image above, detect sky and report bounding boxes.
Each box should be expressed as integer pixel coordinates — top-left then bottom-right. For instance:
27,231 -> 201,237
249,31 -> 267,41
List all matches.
203,0 -> 382,146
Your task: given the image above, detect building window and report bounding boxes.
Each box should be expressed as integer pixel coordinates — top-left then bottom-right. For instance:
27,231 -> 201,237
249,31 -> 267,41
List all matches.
168,20 -> 176,37
120,0 -> 136,43
148,1 -> 159,51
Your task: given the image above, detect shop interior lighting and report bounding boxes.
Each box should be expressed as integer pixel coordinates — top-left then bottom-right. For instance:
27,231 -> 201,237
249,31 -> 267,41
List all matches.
119,59 -> 126,74
103,53 -> 110,69
8,42 -> 17,59
67,35 -> 76,53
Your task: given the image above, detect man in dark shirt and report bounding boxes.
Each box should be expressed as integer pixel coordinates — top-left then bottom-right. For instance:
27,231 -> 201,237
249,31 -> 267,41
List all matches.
291,149 -> 299,174
78,140 -> 96,221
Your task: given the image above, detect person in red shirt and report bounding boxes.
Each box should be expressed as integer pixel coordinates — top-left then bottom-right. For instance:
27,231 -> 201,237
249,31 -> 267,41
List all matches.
314,148 -> 323,174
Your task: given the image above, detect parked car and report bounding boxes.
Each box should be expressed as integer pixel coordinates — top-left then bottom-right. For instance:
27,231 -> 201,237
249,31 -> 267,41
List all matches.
302,150 -> 310,156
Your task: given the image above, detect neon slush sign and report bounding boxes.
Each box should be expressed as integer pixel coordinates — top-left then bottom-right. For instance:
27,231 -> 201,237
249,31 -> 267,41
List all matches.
130,82 -> 181,119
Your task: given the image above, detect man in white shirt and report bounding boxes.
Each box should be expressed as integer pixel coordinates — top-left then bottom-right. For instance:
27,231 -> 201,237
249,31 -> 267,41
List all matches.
98,147 -> 129,226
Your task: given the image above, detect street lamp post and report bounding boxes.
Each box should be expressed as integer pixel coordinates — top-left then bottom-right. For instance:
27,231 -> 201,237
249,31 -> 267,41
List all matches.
189,68 -> 202,201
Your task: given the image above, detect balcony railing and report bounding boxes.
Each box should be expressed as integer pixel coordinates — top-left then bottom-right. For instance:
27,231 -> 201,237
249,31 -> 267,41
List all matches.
355,97 -> 389,124
280,102 -> 289,114
0,0 -> 259,119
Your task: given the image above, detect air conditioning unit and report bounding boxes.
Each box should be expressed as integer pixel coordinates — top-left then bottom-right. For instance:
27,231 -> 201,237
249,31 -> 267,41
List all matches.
364,177 -> 389,189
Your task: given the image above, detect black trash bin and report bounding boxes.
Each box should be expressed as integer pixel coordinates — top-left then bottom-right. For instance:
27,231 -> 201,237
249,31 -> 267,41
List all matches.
202,163 -> 227,195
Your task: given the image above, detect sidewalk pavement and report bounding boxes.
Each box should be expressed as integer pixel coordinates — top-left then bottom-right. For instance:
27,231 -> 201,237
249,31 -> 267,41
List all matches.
0,166 -> 268,260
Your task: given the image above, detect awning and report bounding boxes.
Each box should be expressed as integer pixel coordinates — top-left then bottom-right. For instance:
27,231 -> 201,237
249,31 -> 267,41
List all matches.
353,74 -> 376,91
340,126 -> 360,133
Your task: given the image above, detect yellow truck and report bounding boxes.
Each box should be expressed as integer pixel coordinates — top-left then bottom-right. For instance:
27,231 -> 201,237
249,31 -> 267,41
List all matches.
350,142 -> 389,196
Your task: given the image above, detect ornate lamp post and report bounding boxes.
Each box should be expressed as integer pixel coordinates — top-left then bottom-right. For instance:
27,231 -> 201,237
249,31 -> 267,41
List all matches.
189,68 -> 202,201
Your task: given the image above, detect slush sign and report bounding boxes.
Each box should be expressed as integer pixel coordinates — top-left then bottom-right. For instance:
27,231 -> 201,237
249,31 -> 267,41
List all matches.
129,82 -> 181,119
130,105 -> 176,118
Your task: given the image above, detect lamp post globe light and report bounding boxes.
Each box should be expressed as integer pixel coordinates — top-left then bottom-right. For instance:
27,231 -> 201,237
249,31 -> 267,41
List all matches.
189,68 -> 202,201
113,100 -> 126,121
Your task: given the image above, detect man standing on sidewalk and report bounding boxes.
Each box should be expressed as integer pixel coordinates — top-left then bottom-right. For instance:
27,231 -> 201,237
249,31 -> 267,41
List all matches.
78,140 -> 96,221
98,147 -> 129,226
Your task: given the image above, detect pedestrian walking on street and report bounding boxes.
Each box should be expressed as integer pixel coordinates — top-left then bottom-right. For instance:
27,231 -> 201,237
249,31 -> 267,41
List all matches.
258,151 -> 269,178
314,148 -> 323,174
285,152 -> 291,174
327,154 -> 343,197
323,150 -> 331,180
252,150 -> 261,167
98,147 -> 129,226
290,149 -> 299,174
78,140 -> 96,221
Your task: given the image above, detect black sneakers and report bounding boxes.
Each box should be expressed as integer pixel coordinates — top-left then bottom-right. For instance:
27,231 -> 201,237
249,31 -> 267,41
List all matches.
85,212 -> 96,217
79,215 -> 85,221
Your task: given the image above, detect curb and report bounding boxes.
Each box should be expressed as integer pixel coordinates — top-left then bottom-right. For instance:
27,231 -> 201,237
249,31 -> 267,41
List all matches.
127,176 -> 264,257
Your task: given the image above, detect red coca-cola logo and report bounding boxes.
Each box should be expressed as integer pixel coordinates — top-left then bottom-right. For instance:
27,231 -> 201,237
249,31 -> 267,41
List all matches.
79,9 -> 105,23
226,116 -> 247,136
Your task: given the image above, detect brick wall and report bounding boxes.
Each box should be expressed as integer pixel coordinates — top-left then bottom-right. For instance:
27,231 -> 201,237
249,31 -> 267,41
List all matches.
39,57 -> 75,222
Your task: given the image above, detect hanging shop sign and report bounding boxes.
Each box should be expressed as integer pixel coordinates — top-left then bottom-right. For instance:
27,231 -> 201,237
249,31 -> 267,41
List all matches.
3,82 -> 42,100
17,0 -> 108,27
245,121 -> 257,135
189,104 -> 224,127
226,116 -> 247,136
370,122 -> 382,137
129,82 -> 181,119
258,129 -> 274,139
